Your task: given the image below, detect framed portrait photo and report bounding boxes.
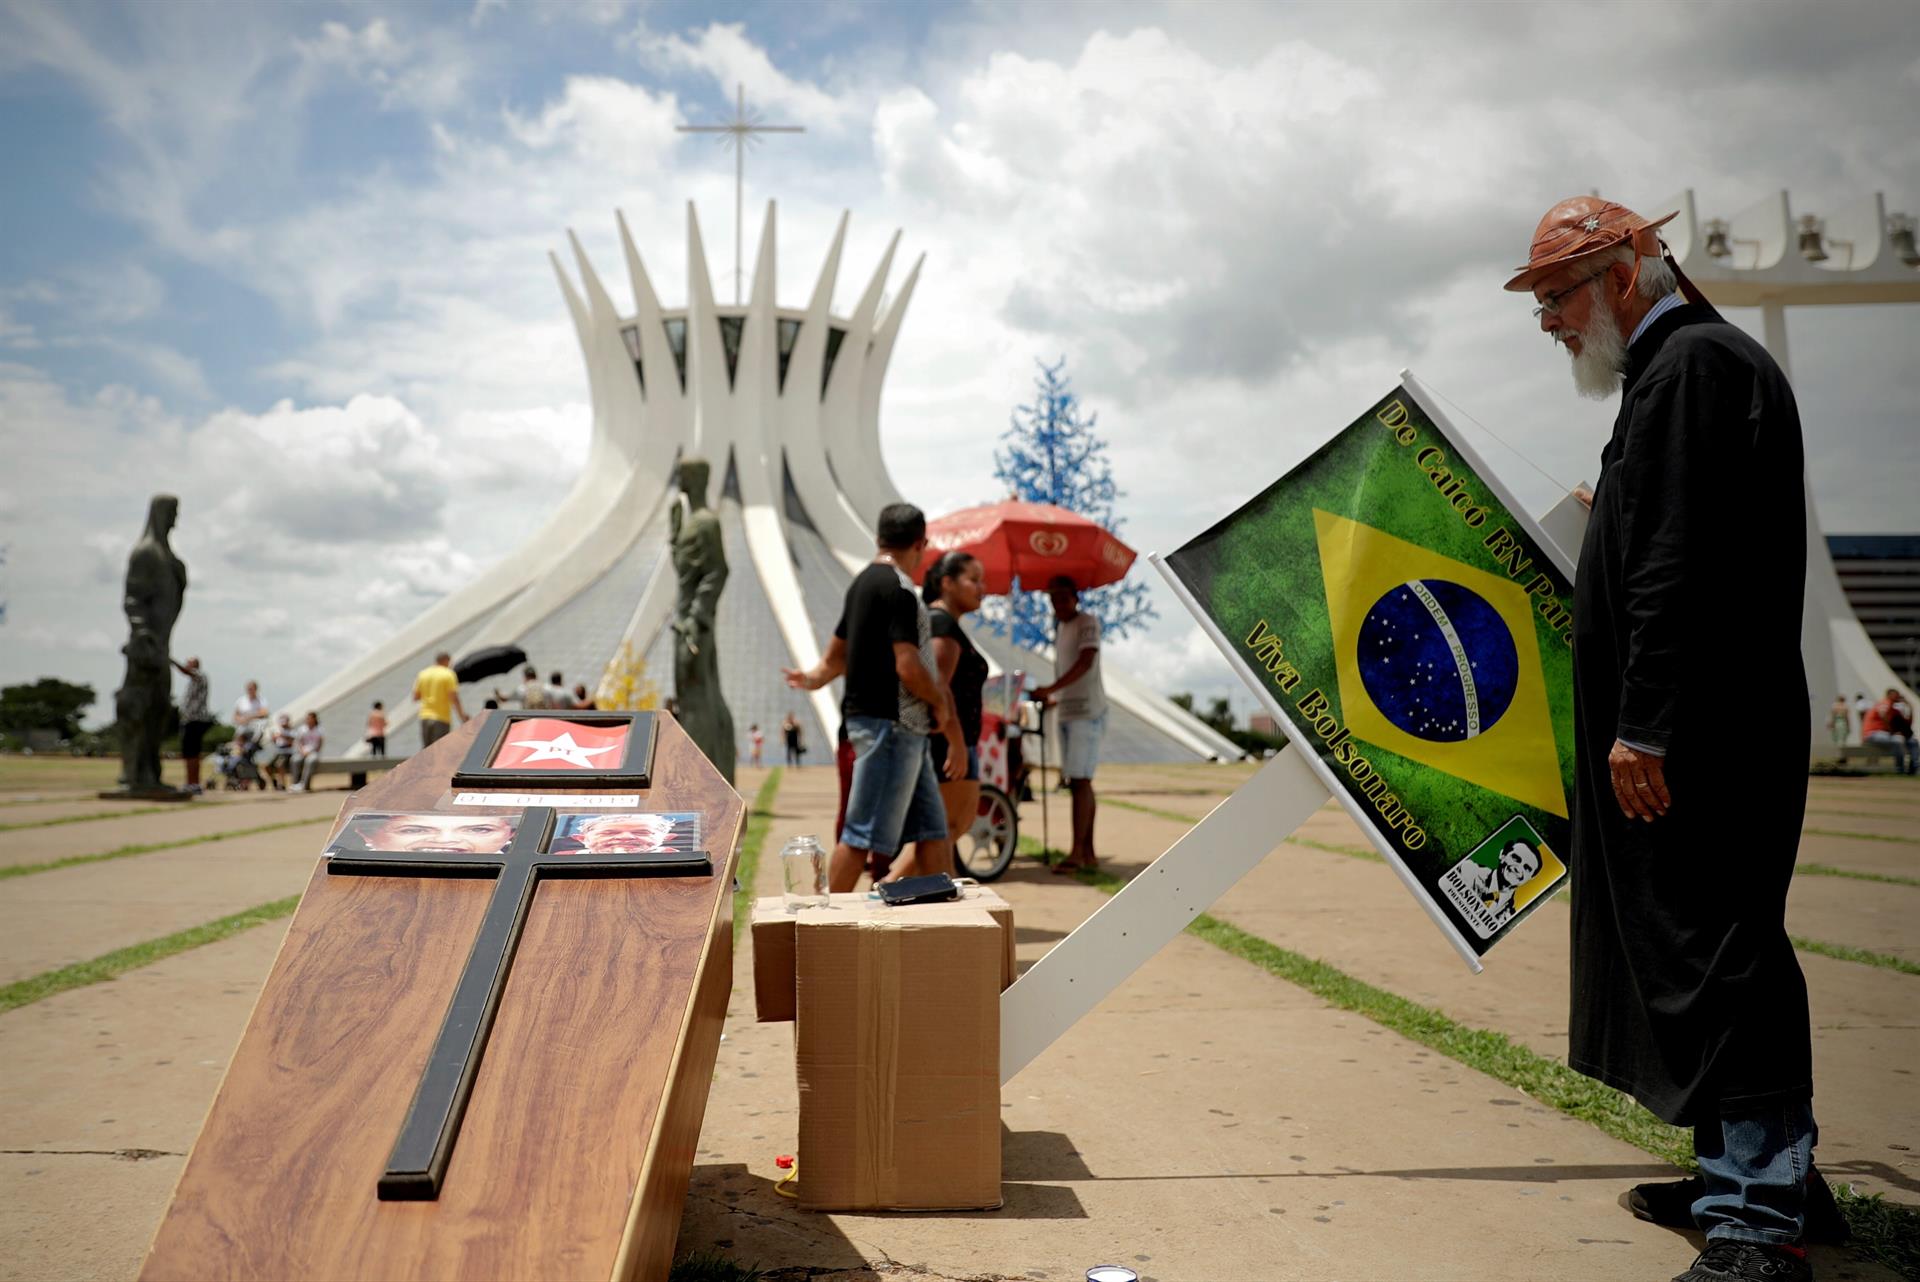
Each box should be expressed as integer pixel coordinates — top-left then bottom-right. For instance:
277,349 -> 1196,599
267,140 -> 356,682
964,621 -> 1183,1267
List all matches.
548,810 -> 701,857
329,811 -> 523,855
452,710 -> 659,789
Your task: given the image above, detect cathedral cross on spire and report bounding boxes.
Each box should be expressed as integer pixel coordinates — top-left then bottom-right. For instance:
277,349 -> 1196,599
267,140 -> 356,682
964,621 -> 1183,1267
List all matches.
677,83 -> 804,304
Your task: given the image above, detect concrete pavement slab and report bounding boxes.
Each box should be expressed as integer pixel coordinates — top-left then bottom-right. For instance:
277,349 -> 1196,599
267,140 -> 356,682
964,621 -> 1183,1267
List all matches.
0,828 -> 326,984
0,791 -> 339,870
0,925 -> 286,1282
1794,831 -> 1919,880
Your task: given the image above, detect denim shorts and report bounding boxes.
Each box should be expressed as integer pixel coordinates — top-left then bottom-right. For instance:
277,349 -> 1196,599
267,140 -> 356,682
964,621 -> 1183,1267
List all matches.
1059,712 -> 1106,782
841,715 -> 949,856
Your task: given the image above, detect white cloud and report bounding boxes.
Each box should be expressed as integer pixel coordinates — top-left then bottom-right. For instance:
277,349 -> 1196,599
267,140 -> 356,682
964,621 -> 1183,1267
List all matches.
298,19 -> 405,71
636,21 -> 862,130
0,364 -> 582,718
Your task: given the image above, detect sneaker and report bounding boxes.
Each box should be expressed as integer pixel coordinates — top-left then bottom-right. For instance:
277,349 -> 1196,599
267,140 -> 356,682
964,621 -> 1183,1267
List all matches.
1627,1170 -> 1849,1245
1673,1240 -> 1811,1282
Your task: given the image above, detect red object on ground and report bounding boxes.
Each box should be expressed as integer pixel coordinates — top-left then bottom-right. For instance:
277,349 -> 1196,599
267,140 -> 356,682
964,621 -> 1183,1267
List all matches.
925,500 -> 1137,596
488,717 -> 630,771
775,1155 -> 794,1169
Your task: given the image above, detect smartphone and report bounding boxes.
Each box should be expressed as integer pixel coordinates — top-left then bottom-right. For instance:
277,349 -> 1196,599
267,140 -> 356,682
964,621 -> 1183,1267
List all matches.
876,873 -> 960,906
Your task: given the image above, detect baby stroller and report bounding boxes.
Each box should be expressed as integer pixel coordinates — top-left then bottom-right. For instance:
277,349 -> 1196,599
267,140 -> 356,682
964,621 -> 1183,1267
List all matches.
955,672 -> 1026,882
217,731 -> 266,791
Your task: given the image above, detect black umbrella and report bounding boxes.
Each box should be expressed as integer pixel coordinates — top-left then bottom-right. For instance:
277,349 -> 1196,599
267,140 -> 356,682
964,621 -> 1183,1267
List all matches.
453,644 -> 527,685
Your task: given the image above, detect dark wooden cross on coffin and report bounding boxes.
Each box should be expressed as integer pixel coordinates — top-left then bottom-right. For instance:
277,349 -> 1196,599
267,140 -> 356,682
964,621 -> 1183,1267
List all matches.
326,805 -> 710,1200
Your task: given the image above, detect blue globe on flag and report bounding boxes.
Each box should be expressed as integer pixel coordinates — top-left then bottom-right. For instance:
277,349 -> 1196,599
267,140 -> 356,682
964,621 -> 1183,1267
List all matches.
1356,579 -> 1520,742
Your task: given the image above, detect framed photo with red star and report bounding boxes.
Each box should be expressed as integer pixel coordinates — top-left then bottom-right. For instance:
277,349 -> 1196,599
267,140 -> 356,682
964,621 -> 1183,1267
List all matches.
451,709 -> 660,789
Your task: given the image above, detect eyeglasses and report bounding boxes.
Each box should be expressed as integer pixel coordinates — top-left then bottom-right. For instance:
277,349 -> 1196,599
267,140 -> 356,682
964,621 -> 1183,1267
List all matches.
1530,266 -> 1612,319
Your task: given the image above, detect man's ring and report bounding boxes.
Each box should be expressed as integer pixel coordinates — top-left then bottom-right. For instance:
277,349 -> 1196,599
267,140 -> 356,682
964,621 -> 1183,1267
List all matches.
1635,782 -> 1650,790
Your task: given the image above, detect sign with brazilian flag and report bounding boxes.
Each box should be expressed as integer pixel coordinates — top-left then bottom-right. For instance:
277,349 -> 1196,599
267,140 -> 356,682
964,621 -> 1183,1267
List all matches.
1159,376 -> 1577,964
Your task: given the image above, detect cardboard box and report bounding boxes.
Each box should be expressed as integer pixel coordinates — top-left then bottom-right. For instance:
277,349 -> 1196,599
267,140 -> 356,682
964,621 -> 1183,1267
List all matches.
795,910 -> 1002,1210
751,888 -> 1015,1022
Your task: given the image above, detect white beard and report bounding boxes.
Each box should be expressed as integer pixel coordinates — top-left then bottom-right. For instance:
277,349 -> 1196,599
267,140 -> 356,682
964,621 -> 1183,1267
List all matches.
1564,281 -> 1628,400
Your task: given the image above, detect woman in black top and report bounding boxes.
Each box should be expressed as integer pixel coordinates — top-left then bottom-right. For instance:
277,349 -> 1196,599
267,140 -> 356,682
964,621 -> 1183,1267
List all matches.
923,551 -> 989,856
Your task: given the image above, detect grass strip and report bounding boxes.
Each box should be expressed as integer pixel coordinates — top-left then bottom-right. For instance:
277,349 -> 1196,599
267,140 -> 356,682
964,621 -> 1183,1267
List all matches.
1790,936 -> 1920,976
1803,826 -> 1920,846
0,815 -> 331,881
0,894 -> 301,1015
731,769 -> 783,938
1286,835 -> 1383,863
1106,796 -> 1204,825
669,1250 -> 763,1282
1804,807 -> 1913,821
1832,1186 -> 1920,1281
0,804 -> 179,832
1796,863 -> 1920,889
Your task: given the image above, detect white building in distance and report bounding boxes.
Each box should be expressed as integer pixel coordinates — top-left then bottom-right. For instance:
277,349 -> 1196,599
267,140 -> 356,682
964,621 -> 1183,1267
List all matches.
285,203 -> 1241,764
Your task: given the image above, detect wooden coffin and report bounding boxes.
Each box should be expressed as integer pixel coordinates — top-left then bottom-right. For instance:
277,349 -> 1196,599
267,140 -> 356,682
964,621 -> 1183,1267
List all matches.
139,713 -> 743,1281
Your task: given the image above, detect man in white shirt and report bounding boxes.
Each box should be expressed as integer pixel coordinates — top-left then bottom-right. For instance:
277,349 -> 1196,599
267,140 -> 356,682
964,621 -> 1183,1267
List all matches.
232,680 -> 269,732
1032,575 -> 1107,873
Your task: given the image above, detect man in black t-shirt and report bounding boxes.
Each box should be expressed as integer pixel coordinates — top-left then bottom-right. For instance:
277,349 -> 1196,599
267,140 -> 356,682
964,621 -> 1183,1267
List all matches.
784,503 -> 962,889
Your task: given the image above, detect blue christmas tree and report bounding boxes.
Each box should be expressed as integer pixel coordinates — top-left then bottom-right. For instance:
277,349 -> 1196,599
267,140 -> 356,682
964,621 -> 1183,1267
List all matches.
982,356 -> 1156,651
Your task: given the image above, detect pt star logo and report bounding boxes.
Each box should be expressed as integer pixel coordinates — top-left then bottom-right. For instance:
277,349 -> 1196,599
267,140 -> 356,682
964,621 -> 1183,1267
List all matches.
491,718 -> 630,770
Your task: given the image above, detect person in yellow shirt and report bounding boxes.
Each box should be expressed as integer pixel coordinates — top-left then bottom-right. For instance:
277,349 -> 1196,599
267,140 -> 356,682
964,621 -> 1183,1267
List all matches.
412,651 -> 467,749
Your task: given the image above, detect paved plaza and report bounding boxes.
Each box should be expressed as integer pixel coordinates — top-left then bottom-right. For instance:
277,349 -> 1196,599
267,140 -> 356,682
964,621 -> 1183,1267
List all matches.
1,758 -> 1913,1281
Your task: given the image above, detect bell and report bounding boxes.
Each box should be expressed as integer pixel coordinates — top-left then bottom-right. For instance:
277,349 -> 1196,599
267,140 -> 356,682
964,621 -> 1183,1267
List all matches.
1703,219 -> 1732,258
1797,214 -> 1828,263
1889,213 -> 1920,268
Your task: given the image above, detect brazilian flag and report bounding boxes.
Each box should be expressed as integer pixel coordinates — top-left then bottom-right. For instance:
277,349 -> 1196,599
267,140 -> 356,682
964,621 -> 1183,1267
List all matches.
1162,381 -> 1577,962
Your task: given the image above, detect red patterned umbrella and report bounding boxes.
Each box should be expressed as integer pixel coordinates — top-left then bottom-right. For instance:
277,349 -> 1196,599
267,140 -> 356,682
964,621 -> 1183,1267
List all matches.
925,500 -> 1136,596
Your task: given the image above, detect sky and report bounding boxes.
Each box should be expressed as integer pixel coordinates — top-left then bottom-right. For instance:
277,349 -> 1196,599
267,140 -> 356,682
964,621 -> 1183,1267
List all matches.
2,0 -> 1916,727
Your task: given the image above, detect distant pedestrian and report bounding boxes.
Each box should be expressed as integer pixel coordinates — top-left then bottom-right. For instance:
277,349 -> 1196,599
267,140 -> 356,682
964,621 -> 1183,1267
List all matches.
265,714 -> 294,790
495,665 -> 544,709
925,551 -> 989,866
413,651 -> 466,748
232,680 -> 269,735
572,683 -> 596,710
782,712 -> 804,766
366,701 -> 388,756
1864,688 -> 1918,774
170,655 -> 212,794
1031,576 -> 1106,873
1827,695 -> 1850,747
749,723 -> 764,767
290,712 -> 324,791
544,670 -> 572,710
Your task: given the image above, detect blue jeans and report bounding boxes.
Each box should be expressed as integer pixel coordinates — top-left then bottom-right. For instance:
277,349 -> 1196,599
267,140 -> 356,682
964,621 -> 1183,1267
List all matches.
1866,730 -> 1918,773
1693,1099 -> 1817,1245
840,715 -> 947,856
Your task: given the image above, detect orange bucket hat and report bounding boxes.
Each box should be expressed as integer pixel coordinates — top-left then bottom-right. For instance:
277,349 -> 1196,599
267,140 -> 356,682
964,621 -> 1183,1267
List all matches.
1504,195 -> 1703,302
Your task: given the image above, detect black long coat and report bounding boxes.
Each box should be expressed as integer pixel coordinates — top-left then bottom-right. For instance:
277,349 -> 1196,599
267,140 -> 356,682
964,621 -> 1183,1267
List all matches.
1567,303 -> 1812,1127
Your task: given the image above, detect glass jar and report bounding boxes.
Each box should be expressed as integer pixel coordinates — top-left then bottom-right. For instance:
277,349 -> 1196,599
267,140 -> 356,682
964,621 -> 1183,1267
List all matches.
781,835 -> 828,911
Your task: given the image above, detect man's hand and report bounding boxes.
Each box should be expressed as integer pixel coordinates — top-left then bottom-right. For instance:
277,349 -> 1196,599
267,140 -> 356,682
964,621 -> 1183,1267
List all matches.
1572,483 -> 1594,511
1609,739 -> 1670,822
782,666 -> 816,691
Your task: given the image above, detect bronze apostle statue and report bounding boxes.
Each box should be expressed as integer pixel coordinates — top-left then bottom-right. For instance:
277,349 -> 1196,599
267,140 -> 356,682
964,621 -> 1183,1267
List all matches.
669,457 -> 737,784
107,494 -> 190,799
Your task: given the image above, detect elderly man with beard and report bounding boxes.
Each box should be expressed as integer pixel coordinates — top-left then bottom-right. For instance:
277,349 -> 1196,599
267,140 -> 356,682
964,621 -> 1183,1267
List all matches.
1509,197 -> 1842,1282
